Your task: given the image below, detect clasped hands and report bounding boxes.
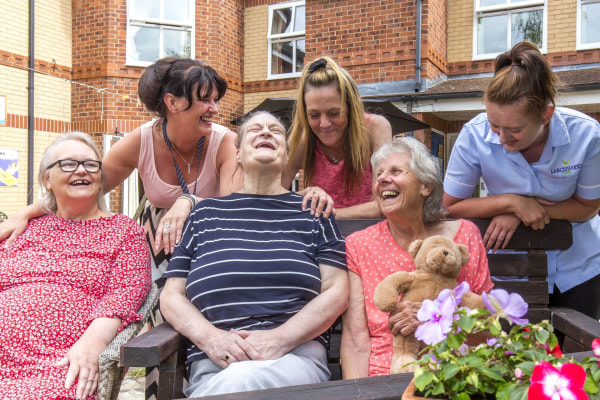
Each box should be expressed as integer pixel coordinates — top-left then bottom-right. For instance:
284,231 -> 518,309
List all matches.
204,328 -> 291,369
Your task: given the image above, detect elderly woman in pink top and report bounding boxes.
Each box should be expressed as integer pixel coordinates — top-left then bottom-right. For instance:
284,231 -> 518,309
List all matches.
341,138 -> 493,378
284,56 -> 392,219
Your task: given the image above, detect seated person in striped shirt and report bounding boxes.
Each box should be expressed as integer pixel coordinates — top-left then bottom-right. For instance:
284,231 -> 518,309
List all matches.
160,111 -> 349,397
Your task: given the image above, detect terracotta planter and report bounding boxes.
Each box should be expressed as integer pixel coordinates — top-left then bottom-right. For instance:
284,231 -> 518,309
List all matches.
401,378 -> 446,400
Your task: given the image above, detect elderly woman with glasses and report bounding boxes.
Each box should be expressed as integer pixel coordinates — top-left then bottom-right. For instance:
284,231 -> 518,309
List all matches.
0,132 -> 151,399
285,56 -> 392,219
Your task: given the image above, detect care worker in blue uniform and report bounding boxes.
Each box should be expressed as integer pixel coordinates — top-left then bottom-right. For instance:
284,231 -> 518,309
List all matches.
442,41 -> 600,319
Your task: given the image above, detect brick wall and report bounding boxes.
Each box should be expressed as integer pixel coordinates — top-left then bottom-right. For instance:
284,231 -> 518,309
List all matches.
0,0 -> 70,215
447,0 -> 596,75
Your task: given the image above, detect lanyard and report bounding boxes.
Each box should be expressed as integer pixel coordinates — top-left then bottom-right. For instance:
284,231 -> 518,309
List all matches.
161,119 -> 204,195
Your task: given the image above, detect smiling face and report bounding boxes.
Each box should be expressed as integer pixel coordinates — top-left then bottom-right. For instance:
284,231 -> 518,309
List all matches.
304,84 -> 348,149
373,152 -> 432,218
237,113 -> 287,170
485,100 -> 552,153
172,83 -> 220,137
44,140 -> 103,208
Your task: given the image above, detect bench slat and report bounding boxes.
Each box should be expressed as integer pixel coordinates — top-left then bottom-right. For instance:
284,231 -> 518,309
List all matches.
488,253 -> 547,277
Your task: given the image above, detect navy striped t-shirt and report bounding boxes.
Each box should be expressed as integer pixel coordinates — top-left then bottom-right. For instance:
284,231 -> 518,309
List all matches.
164,192 -> 347,364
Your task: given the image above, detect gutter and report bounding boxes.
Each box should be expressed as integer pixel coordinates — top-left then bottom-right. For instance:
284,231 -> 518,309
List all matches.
27,0 -> 34,204
415,0 -> 422,93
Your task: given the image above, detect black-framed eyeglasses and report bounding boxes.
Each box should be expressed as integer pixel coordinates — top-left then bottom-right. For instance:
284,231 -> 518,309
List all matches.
47,159 -> 102,173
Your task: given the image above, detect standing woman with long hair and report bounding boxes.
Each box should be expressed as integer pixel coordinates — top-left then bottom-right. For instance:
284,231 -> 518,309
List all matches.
284,56 -> 392,218
443,42 -> 600,319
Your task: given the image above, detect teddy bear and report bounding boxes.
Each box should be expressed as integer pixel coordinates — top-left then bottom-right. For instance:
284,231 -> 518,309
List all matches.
373,235 -> 483,374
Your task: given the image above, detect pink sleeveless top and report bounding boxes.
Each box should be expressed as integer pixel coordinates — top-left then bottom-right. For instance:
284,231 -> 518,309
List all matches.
137,120 -> 227,209
310,114 -> 374,208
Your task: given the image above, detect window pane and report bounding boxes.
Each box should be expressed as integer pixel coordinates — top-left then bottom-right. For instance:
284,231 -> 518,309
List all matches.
512,10 -> 542,47
582,2 -> 600,44
131,26 -> 160,62
480,0 -> 506,7
295,6 -> 305,32
271,7 -> 292,35
163,29 -> 191,58
271,41 -> 294,74
478,14 -> 507,54
131,0 -> 159,19
296,39 -> 305,72
164,0 -> 189,21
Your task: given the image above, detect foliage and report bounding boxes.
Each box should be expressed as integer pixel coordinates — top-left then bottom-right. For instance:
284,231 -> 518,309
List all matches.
411,283 -> 600,400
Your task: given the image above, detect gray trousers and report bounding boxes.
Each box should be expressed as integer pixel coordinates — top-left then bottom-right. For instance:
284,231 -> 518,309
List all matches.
185,340 -> 330,397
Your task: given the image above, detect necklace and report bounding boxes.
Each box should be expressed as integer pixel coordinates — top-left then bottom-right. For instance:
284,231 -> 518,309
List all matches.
161,119 -> 204,196
323,146 -> 344,164
171,144 -> 197,174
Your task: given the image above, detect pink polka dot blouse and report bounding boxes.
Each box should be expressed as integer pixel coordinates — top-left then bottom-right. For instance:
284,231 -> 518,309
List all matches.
346,219 -> 493,376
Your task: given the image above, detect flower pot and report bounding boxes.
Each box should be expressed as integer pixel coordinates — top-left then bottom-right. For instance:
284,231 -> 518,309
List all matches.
401,378 -> 447,400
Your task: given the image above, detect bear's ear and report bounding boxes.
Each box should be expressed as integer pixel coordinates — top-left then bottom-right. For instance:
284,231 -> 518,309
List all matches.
408,239 -> 424,259
458,244 -> 469,266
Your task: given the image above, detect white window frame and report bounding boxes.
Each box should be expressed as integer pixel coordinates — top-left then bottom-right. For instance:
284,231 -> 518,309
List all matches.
577,0 -> 600,50
267,0 -> 305,79
473,0 -> 547,60
126,0 -> 194,67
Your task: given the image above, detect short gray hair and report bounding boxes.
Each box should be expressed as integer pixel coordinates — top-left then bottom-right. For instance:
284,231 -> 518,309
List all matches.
371,137 -> 446,225
39,131 -> 108,214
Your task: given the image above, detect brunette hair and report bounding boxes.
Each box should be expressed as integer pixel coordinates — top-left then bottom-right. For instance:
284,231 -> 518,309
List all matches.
485,41 -> 560,120
371,138 -> 446,225
39,132 -> 108,214
288,56 -> 370,196
138,57 -> 227,119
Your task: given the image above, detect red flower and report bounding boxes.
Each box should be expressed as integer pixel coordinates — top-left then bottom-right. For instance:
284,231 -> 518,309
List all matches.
545,343 -> 563,358
528,361 -> 588,400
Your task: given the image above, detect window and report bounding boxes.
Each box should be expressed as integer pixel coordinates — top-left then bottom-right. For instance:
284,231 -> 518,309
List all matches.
474,0 -> 546,59
268,1 -> 305,78
126,0 -> 193,66
578,0 -> 600,49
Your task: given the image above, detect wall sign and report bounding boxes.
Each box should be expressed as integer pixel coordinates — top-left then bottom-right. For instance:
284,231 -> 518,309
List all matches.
0,148 -> 18,187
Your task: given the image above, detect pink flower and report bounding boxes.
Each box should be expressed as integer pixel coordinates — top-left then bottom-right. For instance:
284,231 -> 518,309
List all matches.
528,361 -> 588,400
592,338 -> 600,358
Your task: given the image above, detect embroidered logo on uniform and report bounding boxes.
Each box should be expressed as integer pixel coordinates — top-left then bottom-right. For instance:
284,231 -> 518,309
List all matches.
551,159 -> 582,175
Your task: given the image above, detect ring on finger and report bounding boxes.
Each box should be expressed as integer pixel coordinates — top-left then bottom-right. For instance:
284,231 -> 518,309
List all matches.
163,222 -> 171,234
224,353 -> 231,361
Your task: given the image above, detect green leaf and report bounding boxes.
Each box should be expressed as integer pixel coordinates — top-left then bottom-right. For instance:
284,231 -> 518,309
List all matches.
480,367 -> 504,381
456,393 -> 471,400
458,315 -> 476,333
447,333 -> 464,349
414,372 -> 434,391
441,363 -> 460,380
534,328 -> 549,343
584,376 -> 600,394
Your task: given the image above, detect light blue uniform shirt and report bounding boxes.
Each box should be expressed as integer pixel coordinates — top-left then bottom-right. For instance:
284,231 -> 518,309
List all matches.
444,107 -> 600,293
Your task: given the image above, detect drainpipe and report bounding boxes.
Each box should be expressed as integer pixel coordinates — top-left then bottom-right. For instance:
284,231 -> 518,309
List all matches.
415,0 -> 422,93
27,0 -> 35,204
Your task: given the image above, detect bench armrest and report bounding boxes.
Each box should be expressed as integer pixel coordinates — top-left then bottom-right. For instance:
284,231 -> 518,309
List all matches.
551,307 -> 600,353
120,322 -> 187,368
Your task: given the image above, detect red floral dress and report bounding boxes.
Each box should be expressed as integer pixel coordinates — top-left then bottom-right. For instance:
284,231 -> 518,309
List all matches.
0,214 -> 151,399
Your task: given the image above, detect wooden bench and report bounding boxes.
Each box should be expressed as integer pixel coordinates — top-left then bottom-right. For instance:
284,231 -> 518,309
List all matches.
120,218 -> 600,400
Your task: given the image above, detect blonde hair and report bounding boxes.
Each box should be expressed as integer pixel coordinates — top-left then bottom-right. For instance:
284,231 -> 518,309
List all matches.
288,56 -> 370,196
38,132 -> 108,214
